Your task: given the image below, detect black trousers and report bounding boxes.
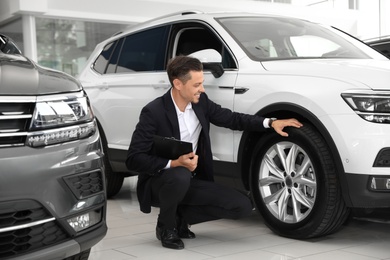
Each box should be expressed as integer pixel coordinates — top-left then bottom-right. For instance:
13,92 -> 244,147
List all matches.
150,166 -> 253,229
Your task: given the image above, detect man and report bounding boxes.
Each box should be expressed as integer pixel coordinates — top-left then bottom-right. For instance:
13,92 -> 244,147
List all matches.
126,55 -> 302,250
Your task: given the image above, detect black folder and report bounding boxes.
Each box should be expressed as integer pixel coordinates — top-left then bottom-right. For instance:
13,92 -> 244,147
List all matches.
152,135 -> 193,159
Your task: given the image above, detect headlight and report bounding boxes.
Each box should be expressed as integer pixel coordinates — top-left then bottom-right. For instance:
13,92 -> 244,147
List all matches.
30,92 -> 93,130
26,92 -> 96,147
342,93 -> 390,123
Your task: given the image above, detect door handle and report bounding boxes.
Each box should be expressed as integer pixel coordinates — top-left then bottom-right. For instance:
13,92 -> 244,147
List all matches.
98,82 -> 109,91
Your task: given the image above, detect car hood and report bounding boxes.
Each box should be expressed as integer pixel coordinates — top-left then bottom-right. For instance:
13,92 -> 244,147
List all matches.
0,53 -> 81,95
261,59 -> 390,90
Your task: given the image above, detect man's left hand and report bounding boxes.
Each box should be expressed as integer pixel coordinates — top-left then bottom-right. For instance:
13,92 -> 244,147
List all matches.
271,118 -> 303,137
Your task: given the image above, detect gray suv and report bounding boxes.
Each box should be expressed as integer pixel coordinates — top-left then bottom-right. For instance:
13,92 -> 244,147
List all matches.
0,34 -> 107,260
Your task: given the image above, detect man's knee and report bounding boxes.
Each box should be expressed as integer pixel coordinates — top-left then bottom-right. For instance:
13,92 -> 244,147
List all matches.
151,167 -> 192,206
164,167 -> 192,189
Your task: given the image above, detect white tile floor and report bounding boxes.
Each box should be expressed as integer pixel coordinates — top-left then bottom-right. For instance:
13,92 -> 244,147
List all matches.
89,177 -> 390,260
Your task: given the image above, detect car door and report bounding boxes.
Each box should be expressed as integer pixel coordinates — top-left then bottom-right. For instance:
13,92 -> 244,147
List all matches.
169,23 -> 239,175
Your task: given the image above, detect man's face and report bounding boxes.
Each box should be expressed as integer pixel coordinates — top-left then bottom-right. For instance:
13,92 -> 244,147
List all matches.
175,70 -> 205,104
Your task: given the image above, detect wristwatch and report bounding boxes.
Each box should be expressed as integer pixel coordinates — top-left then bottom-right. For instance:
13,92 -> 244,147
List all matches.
268,118 -> 276,128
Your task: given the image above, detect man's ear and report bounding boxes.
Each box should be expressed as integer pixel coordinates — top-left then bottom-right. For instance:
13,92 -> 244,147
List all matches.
172,78 -> 182,90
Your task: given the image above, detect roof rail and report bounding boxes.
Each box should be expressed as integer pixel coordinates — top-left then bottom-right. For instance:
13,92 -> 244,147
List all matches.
108,10 -> 204,37
145,10 -> 204,24
181,10 -> 203,15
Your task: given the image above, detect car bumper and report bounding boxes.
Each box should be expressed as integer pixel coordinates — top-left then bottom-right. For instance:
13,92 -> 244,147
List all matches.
8,227 -> 106,260
0,130 -> 107,259
328,115 -> 390,208
344,172 -> 390,208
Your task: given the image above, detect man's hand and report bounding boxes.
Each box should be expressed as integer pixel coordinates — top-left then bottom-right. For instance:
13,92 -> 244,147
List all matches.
271,118 -> 303,137
171,152 -> 198,172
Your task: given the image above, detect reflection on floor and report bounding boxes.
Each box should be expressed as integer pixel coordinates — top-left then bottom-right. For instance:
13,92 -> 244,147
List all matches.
90,177 -> 390,260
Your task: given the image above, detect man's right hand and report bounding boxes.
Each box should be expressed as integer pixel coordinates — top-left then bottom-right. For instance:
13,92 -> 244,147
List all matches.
171,152 -> 198,172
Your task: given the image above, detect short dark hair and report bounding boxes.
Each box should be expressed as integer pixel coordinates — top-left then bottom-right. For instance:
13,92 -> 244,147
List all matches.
167,55 -> 203,86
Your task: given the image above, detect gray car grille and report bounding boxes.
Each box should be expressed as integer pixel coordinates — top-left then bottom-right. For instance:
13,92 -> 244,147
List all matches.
0,98 -> 35,148
0,200 -> 68,259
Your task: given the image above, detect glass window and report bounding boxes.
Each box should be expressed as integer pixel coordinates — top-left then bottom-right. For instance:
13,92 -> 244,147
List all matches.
174,26 -> 236,69
115,26 -> 169,73
93,41 -> 117,74
0,18 -> 23,52
36,18 -> 128,77
106,38 -> 124,73
218,16 -> 371,61
0,34 -> 22,54
369,40 -> 390,59
243,38 -> 278,58
290,35 -> 340,57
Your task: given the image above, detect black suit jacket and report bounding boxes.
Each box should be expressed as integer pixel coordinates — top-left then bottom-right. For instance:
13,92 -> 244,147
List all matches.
126,89 -> 266,213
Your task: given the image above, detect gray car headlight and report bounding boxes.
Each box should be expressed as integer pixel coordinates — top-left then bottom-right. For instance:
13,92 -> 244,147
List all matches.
26,92 -> 97,147
342,93 -> 390,123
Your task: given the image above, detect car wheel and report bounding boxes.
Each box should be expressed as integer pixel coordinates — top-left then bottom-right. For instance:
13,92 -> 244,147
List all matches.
98,124 -> 124,198
250,123 -> 350,239
64,249 -> 90,260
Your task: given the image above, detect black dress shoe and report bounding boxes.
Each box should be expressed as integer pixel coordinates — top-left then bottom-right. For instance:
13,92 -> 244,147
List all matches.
178,224 -> 196,239
156,226 -> 184,250
177,218 -> 196,239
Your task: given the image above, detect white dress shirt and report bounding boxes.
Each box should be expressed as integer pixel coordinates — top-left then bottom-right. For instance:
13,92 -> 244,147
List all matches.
165,91 -> 202,168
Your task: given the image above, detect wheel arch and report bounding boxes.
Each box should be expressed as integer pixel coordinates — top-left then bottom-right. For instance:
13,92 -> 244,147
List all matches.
237,102 -> 353,206
95,119 -> 111,165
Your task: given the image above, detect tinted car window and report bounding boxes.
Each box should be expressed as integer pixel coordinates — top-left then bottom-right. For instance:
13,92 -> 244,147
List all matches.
369,40 -> 390,59
106,37 -> 124,73
116,26 -> 169,73
93,41 -> 117,74
173,26 -> 236,69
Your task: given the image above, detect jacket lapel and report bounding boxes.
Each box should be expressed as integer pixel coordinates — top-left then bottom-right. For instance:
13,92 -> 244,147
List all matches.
162,90 -> 181,139
193,102 -> 208,134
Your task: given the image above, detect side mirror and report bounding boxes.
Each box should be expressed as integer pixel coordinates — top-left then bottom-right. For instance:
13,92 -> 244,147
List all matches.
189,49 -> 224,78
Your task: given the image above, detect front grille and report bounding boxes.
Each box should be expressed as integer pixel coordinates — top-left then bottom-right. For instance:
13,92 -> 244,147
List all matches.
0,222 -> 68,259
64,171 -> 104,199
0,98 -> 35,148
0,203 -> 49,228
0,200 -> 69,259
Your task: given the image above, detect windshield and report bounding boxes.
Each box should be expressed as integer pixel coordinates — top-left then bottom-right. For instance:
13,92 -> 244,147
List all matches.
217,16 -> 376,61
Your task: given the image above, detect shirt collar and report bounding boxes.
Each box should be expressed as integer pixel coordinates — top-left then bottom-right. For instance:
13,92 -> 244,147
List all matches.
170,89 -> 192,115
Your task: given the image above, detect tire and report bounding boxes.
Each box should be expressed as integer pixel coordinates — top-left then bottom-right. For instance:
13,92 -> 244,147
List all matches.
250,123 -> 350,239
99,125 -> 124,198
64,249 -> 90,260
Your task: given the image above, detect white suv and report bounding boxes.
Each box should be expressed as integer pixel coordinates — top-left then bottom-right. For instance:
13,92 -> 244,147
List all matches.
78,11 -> 390,239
